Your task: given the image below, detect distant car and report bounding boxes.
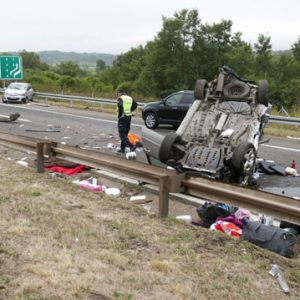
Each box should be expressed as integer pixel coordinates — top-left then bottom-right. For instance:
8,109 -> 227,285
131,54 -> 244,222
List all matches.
3,82 -> 34,103
143,66 -> 272,184
142,90 -> 194,129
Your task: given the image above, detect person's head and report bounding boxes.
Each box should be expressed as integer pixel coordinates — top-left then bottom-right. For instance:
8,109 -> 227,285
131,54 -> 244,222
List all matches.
118,89 -> 126,96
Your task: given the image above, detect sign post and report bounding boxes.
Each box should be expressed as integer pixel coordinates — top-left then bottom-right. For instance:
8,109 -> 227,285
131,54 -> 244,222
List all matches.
0,56 -> 23,80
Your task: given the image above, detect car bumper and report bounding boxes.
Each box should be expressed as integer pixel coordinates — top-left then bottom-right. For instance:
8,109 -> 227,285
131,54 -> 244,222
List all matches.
3,95 -> 26,103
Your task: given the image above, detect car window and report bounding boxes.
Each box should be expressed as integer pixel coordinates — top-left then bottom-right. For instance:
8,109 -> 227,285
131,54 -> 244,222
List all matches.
180,93 -> 194,105
165,94 -> 182,106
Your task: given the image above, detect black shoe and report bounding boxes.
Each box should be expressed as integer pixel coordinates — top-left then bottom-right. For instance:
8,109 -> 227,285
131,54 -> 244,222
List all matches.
116,148 -> 125,153
9,113 -> 20,122
130,144 -> 137,152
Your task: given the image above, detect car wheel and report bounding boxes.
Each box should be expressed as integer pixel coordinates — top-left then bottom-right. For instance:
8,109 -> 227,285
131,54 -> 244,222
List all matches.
230,142 -> 256,178
194,79 -> 208,100
159,132 -> 185,164
258,80 -> 269,106
223,81 -> 250,98
145,112 -> 158,129
2,99 -> 7,104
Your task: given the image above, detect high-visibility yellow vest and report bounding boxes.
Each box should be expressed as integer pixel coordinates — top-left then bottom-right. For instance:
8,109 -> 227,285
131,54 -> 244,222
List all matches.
119,95 -> 133,117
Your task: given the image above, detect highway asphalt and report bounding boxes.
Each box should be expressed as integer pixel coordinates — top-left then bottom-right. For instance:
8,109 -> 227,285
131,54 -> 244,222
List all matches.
0,101 -> 299,198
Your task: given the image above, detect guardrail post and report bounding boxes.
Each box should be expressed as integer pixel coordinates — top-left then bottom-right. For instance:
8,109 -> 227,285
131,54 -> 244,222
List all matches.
36,142 -> 45,173
159,175 -> 169,217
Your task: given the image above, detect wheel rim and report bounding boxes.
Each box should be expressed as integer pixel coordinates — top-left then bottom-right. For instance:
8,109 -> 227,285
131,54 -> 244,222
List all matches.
145,113 -> 156,128
243,148 -> 255,173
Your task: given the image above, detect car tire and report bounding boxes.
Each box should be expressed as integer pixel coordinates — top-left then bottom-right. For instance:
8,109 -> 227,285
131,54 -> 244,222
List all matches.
223,81 -> 250,98
194,79 -> 208,100
230,142 -> 256,178
258,80 -> 269,106
159,132 -> 185,164
2,99 -> 7,104
144,111 -> 159,129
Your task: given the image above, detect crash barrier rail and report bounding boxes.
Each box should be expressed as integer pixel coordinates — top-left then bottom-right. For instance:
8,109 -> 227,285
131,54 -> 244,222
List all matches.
0,89 -> 299,125
0,131 -> 182,217
182,175 -> 300,226
0,131 -> 299,224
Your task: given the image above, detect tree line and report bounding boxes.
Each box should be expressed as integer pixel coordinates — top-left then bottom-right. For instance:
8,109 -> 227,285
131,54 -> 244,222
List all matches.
2,9 -> 300,109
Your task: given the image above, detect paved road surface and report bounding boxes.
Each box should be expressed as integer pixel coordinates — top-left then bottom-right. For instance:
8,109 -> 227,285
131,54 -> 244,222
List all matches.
0,102 -> 299,197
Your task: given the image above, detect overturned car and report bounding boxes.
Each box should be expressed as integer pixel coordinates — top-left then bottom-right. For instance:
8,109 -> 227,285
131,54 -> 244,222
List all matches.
143,66 -> 271,184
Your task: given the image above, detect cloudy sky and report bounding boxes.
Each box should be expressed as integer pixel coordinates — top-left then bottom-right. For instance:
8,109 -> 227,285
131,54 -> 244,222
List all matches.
1,0 -> 299,54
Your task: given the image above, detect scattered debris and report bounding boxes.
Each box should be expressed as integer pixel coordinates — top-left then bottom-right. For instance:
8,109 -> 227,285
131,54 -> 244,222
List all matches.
25,129 -> 61,132
17,160 -> 28,167
258,214 -> 274,226
285,167 -> 298,176
73,178 -> 106,192
176,215 -> 192,223
126,152 -> 136,160
287,136 -> 300,140
0,112 -> 20,122
269,264 -> 290,294
107,143 -> 115,149
61,142 -> 67,145
210,221 -> 242,237
129,195 -> 153,204
46,164 -> 86,175
105,188 -> 121,197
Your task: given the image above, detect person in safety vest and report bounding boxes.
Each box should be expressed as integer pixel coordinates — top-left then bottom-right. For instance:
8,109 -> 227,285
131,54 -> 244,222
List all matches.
116,89 -> 137,153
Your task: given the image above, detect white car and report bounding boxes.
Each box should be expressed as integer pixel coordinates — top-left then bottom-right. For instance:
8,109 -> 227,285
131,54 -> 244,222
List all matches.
3,82 -> 34,103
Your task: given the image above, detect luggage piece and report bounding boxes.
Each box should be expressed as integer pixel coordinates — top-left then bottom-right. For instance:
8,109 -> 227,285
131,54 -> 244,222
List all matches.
242,222 -> 296,257
196,202 -> 233,228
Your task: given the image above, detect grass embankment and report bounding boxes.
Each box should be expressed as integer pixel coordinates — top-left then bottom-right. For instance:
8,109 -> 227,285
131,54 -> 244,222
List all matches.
0,156 -> 299,299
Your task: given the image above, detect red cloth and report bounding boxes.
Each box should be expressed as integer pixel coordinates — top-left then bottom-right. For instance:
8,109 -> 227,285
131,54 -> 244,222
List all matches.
46,164 -> 86,175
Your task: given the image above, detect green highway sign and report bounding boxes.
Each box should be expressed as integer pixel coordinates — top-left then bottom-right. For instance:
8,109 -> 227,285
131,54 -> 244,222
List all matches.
0,56 -> 23,80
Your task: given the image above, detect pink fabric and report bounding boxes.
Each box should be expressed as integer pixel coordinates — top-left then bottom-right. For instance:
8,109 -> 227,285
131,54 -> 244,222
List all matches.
46,164 -> 86,175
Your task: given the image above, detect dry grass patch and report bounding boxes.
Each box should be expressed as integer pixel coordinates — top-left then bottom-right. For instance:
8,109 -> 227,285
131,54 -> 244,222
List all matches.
0,157 -> 299,299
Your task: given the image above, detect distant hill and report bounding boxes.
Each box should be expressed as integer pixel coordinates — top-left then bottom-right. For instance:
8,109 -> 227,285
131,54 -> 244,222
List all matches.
37,50 -> 117,70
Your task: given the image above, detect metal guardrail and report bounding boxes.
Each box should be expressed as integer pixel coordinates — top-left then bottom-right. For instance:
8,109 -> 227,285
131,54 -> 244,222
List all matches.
0,89 -> 299,125
0,131 -> 299,224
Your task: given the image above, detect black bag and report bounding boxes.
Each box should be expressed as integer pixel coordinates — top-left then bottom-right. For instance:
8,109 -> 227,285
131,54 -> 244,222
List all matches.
280,221 -> 300,234
196,202 -> 233,228
242,222 -> 297,257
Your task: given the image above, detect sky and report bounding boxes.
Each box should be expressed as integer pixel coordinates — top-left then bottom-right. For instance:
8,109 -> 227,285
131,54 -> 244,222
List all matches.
1,0 -> 299,55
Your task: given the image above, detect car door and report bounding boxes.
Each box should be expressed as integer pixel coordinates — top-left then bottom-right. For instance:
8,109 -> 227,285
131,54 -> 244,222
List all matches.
158,93 -> 183,123
176,93 -> 194,123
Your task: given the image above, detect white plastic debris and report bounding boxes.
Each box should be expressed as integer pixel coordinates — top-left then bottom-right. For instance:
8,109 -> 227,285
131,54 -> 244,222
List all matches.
220,129 -> 234,137
269,264 -> 290,294
61,141 -> 67,145
285,167 -> 298,176
17,160 -> 28,167
105,188 -> 121,197
252,172 -> 260,180
176,215 -> 192,223
258,214 -> 274,226
126,152 -> 136,160
72,178 -> 106,192
107,143 -> 115,149
129,195 -> 153,204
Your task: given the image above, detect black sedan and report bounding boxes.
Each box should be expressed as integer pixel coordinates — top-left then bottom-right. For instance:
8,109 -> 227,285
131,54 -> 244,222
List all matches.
142,90 -> 194,129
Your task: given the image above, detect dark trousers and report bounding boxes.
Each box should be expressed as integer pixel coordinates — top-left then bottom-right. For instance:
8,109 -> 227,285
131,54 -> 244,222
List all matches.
118,116 -> 134,151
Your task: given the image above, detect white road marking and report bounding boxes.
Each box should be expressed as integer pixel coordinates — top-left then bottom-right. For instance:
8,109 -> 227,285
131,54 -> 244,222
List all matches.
262,144 -> 300,152
0,105 -> 142,127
